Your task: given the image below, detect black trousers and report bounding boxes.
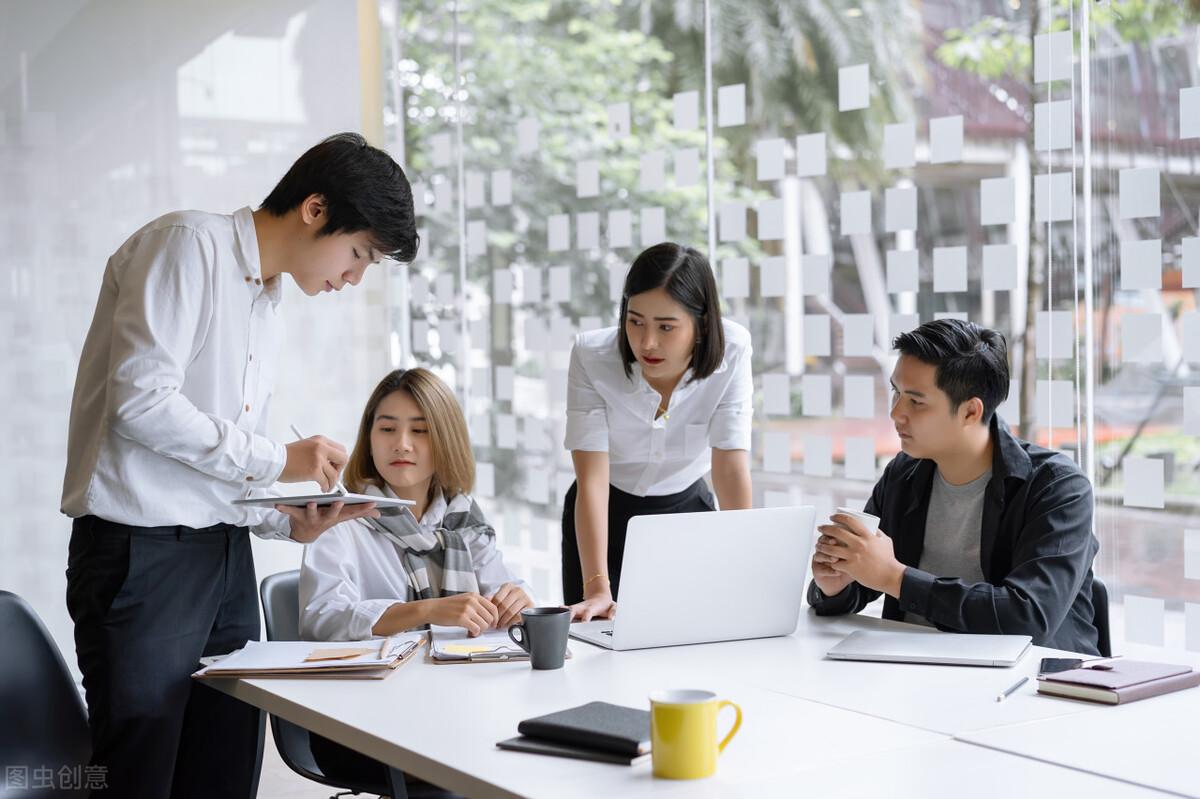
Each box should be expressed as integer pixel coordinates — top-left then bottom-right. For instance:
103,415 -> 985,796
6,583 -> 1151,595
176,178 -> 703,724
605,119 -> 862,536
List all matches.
66,516 -> 264,799
561,479 -> 715,604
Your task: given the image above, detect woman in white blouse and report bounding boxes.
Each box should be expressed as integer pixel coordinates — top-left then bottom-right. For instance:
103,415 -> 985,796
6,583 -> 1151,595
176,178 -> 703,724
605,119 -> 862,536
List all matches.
565,243 -> 753,621
300,367 -> 533,642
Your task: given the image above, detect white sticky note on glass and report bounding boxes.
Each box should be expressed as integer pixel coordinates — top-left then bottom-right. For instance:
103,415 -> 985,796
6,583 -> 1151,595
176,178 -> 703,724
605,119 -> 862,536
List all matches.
465,172 -> 485,209
523,467 -> 550,505
885,186 -> 917,233
763,431 -> 792,474
1183,311 -> 1200,363
756,138 -> 786,181
640,207 -> 666,247
845,437 -> 876,481
929,115 -> 963,164
469,415 -> 491,447
1123,595 -> 1165,647
803,434 -> 834,478
1035,379 -> 1073,428
494,366 -> 515,401
802,254 -> 832,296
434,180 -> 453,214
411,320 -> 430,353
843,315 -> 874,357
674,147 -> 700,187
1187,604 -> 1200,654
838,64 -> 869,111
760,256 -> 786,298
577,211 -> 600,250
609,262 -> 628,302
1034,30 -> 1073,83
802,374 -> 832,417
411,182 -> 429,215
998,379 -> 1020,424
1182,86 -> 1200,140
516,117 -> 540,154
493,269 -> 515,304
607,102 -> 631,139
1183,237 -> 1200,288
841,191 -> 872,235
980,177 -> 1015,226
608,209 -> 633,248
549,266 -> 571,303
844,375 -> 875,419
475,462 -> 495,498
435,273 -> 456,305
1185,529 -> 1200,580
1119,167 -> 1159,219
1186,387 -> 1200,436
1120,239 -> 1162,290
935,312 -> 968,322
758,199 -> 784,241
673,90 -> 699,131
431,132 -> 453,167
891,313 -> 919,339
762,373 -> 791,416
521,267 -> 543,304
491,169 -> 512,206
549,319 -> 575,352
982,244 -> 1018,291
1124,457 -> 1165,509
1035,310 -> 1074,360
722,257 -> 750,299
640,151 -> 666,192
796,133 -> 826,177
1034,172 -> 1073,222
466,220 -> 487,258
718,83 -> 746,127
1122,313 -> 1163,364
1034,100 -> 1073,151
719,201 -> 747,242
547,214 -> 570,252
884,122 -> 915,169
804,315 -> 832,357
577,160 -> 600,199
887,249 -> 919,293
933,246 -> 967,293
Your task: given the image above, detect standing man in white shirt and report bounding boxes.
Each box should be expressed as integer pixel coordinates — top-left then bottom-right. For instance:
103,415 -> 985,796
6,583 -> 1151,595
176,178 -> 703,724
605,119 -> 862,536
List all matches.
60,132 -> 419,799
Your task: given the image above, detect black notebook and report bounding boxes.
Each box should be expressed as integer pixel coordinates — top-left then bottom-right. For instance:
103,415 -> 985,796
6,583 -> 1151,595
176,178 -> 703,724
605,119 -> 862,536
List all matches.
515,701 -> 651,757
496,736 -> 652,766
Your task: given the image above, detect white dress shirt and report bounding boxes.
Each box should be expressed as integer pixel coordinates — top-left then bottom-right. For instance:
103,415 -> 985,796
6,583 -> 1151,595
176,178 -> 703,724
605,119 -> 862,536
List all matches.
564,318 -> 753,496
299,487 -> 532,641
61,207 -> 290,536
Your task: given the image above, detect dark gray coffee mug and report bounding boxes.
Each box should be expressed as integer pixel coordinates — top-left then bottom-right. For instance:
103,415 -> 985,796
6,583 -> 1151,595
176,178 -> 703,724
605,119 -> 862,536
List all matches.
508,607 -> 570,670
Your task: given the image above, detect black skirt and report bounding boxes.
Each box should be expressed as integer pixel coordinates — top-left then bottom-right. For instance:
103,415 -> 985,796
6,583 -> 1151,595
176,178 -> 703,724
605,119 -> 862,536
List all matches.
560,479 -> 715,604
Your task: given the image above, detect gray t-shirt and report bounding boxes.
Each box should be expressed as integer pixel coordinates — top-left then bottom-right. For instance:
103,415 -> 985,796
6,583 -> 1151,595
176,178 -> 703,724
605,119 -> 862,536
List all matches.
904,468 -> 992,627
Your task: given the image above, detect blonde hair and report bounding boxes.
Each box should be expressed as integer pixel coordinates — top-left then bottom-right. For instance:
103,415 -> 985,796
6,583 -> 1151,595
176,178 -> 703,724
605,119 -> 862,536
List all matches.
343,368 -> 474,502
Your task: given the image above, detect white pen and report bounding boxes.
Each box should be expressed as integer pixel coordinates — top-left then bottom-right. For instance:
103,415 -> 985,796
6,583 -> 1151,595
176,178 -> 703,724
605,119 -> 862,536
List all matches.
289,423 -> 348,496
996,675 -> 1029,702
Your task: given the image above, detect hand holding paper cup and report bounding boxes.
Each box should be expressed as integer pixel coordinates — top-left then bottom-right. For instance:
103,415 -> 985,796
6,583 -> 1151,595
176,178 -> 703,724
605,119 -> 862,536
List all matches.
832,506 -> 881,537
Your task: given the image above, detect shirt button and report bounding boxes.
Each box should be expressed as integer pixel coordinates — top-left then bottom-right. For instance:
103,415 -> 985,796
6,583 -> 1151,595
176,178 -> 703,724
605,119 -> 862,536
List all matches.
244,276 -> 251,283
246,475 -> 255,482
254,278 -> 262,285
245,404 -> 251,412
248,353 -> 253,362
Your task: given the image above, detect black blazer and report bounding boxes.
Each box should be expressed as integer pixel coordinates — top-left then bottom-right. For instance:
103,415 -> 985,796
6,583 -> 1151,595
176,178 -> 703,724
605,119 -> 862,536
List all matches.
808,415 -> 1101,655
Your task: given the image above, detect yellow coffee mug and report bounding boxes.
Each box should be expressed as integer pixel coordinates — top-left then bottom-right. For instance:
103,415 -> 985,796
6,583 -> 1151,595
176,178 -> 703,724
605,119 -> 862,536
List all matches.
649,689 -> 743,780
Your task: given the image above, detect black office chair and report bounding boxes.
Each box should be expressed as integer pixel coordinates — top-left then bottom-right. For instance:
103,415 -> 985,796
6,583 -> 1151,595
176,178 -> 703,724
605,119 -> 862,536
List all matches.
261,571 -> 454,799
0,591 -> 91,796
1092,576 -> 1112,658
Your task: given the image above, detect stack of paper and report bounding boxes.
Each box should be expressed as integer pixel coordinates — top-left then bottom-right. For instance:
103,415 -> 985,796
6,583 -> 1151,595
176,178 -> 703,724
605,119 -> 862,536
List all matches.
195,634 -> 425,680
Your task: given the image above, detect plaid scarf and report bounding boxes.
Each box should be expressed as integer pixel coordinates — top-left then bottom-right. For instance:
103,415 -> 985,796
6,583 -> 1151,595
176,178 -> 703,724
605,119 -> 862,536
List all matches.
361,483 -> 493,600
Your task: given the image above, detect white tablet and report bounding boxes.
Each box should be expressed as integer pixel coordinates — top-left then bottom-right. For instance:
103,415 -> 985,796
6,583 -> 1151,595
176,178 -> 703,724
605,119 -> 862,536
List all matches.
233,493 -> 414,512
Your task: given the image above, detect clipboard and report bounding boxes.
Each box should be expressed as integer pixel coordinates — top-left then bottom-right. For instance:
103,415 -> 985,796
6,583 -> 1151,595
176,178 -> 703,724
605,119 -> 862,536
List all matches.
194,636 -> 426,680
233,493 -> 415,511
428,627 -> 572,665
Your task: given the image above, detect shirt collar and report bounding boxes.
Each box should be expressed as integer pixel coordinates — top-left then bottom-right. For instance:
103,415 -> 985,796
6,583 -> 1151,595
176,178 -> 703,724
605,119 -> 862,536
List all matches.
990,413 -> 1032,482
234,206 -> 282,307
382,482 -> 446,527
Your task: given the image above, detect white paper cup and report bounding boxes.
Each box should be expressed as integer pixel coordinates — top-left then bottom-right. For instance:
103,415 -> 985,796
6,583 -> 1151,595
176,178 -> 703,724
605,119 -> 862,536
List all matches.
833,506 -> 881,535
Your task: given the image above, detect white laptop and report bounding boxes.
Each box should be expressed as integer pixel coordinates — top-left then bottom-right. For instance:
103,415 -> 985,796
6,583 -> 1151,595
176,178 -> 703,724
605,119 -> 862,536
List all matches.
826,630 -> 1032,667
569,506 -> 815,651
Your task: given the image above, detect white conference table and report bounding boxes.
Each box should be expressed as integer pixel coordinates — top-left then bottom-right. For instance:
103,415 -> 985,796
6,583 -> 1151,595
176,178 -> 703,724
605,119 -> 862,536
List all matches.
208,612 -> 1188,798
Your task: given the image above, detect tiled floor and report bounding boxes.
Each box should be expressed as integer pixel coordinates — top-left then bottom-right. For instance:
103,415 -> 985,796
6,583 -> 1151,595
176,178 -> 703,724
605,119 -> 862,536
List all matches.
258,730 -> 380,799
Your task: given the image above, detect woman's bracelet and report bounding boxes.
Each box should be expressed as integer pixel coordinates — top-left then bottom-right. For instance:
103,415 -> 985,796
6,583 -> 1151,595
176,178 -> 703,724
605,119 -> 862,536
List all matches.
584,573 -> 610,589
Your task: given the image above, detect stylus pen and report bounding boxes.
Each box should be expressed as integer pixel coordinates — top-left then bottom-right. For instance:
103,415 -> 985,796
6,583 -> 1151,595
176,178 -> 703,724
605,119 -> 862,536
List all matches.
996,676 -> 1029,702
289,424 -> 348,496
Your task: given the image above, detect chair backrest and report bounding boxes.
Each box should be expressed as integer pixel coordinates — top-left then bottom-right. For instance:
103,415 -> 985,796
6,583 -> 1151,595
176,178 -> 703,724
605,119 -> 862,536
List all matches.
261,570 -> 302,642
0,591 -> 91,774
1092,576 -> 1112,658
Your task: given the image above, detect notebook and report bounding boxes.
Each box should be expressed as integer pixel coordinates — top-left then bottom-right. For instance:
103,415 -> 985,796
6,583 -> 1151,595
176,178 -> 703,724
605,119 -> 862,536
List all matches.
515,701 -> 651,757
496,736 -> 652,766
1037,660 -> 1200,704
826,630 -> 1032,667
429,626 -> 529,663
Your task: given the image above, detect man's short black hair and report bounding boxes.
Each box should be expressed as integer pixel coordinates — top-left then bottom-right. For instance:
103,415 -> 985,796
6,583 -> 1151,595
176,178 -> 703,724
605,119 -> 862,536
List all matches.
617,242 -> 724,382
261,132 -> 419,263
893,319 -> 1010,424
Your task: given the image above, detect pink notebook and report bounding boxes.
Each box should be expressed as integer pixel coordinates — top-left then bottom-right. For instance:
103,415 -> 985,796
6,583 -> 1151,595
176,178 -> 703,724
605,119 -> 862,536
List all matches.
1037,660 -> 1200,704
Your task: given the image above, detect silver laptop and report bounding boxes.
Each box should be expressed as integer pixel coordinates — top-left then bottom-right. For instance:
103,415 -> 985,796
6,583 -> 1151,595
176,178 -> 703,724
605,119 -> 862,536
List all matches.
569,506 -> 815,651
826,630 -> 1033,667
